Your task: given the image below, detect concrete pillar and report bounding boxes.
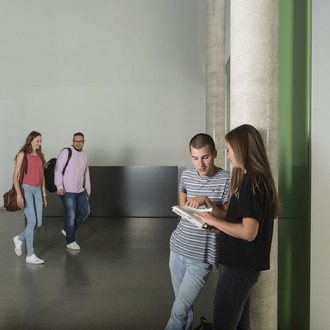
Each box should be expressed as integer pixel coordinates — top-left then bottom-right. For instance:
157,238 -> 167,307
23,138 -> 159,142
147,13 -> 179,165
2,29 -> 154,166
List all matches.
206,0 -> 226,169
231,0 -> 279,329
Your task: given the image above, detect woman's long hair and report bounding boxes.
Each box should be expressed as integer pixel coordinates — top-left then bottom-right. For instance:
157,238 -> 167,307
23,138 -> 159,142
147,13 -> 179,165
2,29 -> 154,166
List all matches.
15,131 -> 47,168
226,124 -> 280,217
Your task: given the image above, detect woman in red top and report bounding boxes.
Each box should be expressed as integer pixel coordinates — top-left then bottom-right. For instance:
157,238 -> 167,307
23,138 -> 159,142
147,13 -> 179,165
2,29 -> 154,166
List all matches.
12,131 -> 48,264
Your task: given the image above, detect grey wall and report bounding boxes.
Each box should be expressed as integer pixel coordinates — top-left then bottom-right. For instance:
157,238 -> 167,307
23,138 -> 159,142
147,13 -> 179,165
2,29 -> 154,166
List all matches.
44,166 -> 178,217
0,0 -> 206,192
311,0 -> 330,328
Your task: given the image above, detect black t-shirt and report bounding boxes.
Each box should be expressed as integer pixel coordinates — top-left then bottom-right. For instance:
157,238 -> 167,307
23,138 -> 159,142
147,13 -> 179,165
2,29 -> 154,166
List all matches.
218,172 -> 275,270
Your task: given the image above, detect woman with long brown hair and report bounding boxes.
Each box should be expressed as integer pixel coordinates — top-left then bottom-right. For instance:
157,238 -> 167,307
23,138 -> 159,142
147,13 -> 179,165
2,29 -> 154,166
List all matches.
12,131 -> 48,264
196,124 -> 280,329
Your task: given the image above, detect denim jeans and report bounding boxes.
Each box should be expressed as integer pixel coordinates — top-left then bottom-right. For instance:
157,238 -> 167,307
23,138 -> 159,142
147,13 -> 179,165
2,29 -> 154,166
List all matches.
165,251 -> 213,330
19,184 -> 43,255
60,190 -> 90,244
213,265 -> 261,330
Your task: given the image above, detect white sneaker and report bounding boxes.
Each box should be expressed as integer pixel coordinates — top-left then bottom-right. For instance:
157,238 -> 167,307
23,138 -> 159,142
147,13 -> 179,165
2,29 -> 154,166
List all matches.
13,236 -> 22,256
66,242 -> 80,250
61,229 -> 66,237
26,254 -> 45,264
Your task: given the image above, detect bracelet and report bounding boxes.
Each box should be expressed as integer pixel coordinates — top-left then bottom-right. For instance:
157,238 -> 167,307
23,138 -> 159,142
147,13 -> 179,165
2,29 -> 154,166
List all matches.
43,194 -> 47,197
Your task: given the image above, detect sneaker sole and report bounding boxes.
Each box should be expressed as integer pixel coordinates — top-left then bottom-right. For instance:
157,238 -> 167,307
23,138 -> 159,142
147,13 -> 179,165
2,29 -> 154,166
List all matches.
66,246 -> 80,250
26,260 -> 45,265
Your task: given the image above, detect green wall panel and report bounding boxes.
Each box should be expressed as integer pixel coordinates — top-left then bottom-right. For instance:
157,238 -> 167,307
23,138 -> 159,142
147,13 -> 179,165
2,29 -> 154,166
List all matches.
278,0 -> 310,329
278,216 -> 309,329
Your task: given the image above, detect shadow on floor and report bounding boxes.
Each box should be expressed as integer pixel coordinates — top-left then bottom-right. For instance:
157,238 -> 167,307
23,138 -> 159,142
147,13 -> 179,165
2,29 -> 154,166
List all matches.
0,210 -> 217,330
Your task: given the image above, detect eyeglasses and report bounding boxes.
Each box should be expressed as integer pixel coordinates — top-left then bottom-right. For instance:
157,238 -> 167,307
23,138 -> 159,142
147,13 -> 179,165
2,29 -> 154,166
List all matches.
73,140 -> 84,143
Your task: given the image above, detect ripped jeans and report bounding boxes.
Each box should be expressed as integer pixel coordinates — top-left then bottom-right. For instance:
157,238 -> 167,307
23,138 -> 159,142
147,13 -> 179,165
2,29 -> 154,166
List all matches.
19,184 -> 43,255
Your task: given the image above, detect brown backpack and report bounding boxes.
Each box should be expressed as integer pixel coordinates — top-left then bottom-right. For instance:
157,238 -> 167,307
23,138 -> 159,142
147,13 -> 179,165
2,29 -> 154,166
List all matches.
1,153 -> 27,212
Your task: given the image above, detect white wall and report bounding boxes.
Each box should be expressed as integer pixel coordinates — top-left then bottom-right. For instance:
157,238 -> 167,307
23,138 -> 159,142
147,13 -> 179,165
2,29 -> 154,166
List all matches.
0,0 -> 206,191
311,0 -> 330,328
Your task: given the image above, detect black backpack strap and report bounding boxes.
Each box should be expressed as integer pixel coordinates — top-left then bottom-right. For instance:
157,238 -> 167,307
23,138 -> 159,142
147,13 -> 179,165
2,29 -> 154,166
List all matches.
62,147 -> 72,175
193,317 -> 213,330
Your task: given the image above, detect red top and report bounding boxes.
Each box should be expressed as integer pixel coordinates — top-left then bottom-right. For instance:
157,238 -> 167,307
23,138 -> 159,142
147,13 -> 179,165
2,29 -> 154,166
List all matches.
22,154 -> 43,186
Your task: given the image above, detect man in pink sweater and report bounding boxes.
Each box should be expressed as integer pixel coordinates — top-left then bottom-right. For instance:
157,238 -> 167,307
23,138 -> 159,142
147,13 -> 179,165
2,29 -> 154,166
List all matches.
54,132 -> 91,250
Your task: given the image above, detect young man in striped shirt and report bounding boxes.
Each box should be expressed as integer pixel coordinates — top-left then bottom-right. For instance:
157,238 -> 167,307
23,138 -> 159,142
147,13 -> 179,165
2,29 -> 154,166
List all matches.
165,133 -> 230,330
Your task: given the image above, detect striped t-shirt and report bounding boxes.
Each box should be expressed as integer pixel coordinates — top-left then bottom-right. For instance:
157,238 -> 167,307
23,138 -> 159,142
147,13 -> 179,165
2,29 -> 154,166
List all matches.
169,167 -> 230,265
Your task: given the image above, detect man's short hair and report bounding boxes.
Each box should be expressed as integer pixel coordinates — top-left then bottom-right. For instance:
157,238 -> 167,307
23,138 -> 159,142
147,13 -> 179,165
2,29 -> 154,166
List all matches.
73,132 -> 84,139
189,133 -> 216,153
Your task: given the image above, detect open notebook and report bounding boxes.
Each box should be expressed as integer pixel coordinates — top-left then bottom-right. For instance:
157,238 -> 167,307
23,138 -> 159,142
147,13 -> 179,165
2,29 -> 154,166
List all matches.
171,205 -> 212,229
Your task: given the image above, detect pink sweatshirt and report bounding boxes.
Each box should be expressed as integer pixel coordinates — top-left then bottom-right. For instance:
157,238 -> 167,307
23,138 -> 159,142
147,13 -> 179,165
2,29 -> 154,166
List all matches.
54,146 -> 91,194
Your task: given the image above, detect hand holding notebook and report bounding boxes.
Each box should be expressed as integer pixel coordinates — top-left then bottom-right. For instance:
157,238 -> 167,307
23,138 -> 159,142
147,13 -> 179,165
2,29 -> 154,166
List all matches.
171,205 -> 212,229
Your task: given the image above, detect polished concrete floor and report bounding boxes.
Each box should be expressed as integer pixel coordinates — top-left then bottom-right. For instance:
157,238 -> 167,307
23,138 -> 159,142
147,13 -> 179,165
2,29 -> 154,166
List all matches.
0,210 -> 218,330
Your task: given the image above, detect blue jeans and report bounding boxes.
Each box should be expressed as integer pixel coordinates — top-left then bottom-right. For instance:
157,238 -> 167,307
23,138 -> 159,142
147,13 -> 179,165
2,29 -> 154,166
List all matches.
165,251 -> 213,330
19,184 -> 43,255
213,265 -> 261,330
60,191 -> 90,244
